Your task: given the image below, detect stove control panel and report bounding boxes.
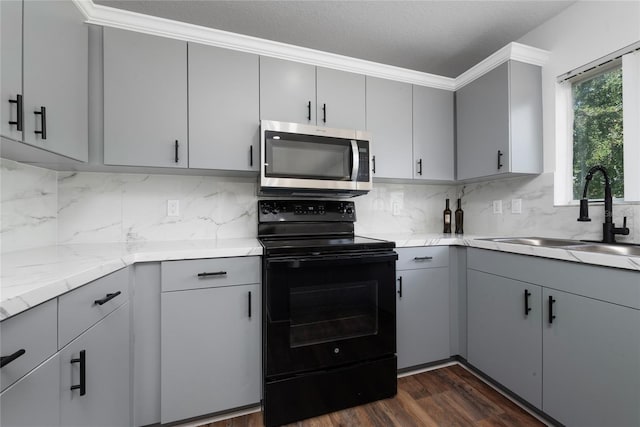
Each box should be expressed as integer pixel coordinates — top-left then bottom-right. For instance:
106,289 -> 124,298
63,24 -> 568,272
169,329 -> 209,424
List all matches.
258,200 -> 356,222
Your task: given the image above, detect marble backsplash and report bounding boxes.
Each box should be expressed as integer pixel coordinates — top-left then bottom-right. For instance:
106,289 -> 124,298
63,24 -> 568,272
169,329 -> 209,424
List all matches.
1,158 -> 639,252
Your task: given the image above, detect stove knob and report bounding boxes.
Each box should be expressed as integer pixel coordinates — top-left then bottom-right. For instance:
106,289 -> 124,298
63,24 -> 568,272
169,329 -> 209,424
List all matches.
346,207 -> 353,215
271,209 -> 279,215
261,205 -> 271,215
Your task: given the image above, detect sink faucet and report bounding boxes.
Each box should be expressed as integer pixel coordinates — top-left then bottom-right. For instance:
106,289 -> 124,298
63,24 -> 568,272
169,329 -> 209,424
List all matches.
577,165 -> 629,243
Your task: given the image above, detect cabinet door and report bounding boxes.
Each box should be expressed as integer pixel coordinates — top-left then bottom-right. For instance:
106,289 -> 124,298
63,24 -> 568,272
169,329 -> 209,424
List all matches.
0,354 -> 60,427
467,270 -> 542,408
104,27 -> 187,168
22,0 -> 88,161
60,303 -> 131,427
365,77 -> 413,179
543,288 -> 640,427
456,62 -> 509,180
188,43 -> 259,171
1,0 -> 22,141
396,268 -> 450,369
161,284 -> 261,424
260,56 -> 315,124
316,67 -> 365,130
412,85 -> 454,181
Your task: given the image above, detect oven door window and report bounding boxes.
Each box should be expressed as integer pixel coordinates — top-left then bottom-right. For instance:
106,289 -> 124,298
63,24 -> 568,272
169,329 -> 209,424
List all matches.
264,131 -> 352,180
289,280 -> 378,348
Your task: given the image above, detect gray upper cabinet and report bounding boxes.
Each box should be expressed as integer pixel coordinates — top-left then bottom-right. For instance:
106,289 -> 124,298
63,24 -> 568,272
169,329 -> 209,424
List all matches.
104,27 -> 188,168
366,77 -> 413,179
316,67 -> 366,129
456,61 -> 542,180
412,85 -> 454,181
260,57 -> 316,124
188,43 -> 259,171
1,0 -> 88,161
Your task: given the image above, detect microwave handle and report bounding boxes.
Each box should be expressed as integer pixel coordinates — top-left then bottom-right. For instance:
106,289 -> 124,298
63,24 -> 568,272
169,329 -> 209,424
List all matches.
350,140 -> 359,182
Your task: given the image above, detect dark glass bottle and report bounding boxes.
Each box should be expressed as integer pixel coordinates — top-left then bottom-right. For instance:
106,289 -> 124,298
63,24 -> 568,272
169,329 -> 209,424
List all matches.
455,198 -> 464,234
443,199 -> 452,233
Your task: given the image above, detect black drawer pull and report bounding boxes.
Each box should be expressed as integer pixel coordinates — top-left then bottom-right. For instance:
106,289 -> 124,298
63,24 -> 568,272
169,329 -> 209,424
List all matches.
548,295 -> 556,324
0,349 -> 26,368
497,150 -> 504,170
307,101 -> 311,121
8,94 -> 23,131
417,158 -> 423,176
94,291 -> 121,306
197,271 -> 227,277
397,276 -> 403,298
248,291 -> 252,318
34,106 -> 46,139
174,140 -> 179,163
413,256 -> 433,261
524,289 -> 532,316
322,103 -> 327,123
249,145 -> 253,167
70,350 -> 86,396
372,155 -> 376,174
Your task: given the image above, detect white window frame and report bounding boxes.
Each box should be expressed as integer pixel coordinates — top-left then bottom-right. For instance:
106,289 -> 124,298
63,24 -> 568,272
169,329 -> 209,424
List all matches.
555,45 -> 640,205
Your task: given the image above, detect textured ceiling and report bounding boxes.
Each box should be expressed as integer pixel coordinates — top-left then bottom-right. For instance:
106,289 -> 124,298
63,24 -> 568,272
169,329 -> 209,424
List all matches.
94,0 -> 575,77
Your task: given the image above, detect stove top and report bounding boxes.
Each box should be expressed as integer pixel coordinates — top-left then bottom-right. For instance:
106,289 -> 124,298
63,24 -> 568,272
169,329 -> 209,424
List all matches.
260,235 -> 395,256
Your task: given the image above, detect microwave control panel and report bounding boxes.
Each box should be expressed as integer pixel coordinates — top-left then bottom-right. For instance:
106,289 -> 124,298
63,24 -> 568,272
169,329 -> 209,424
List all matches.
356,142 -> 370,182
258,200 -> 355,222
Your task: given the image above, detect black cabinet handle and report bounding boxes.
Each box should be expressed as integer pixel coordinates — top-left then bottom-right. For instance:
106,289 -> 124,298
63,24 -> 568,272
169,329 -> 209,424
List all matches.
94,291 -> 121,306
548,295 -> 556,324
413,256 -> 433,261
307,101 -> 311,121
70,350 -> 86,396
0,349 -> 26,368
174,140 -> 179,163
322,103 -> 327,123
197,271 -> 227,277
34,106 -> 46,139
8,94 -> 23,131
397,276 -> 403,298
417,159 -> 423,176
497,150 -> 503,170
372,155 -> 376,174
249,145 -> 253,167
248,291 -> 252,318
524,289 -> 532,316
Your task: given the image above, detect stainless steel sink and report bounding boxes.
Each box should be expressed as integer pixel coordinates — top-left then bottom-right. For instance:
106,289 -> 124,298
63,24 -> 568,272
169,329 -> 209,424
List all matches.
569,244 -> 640,257
483,237 -> 587,247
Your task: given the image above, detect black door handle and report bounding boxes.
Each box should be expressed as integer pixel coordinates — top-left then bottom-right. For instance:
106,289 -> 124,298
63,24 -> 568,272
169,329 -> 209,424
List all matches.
497,150 -> 503,169
307,101 -> 311,121
34,106 -> 46,139
397,276 -> 403,298
248,291 -> 252,318
413,256 -> 433,261
322,103 -> 327,123
0,349 -> 26,368
174,140 -> 179,163
548,295 -> 556,324
372,155 -> 376,174
94,291 -> 121,306
524,289 -> 532,316
249,145 -> 253,167
417,158 -> 423,176
8,94 -> 23,131
197,271 -> 227,277
70,350 -> 86,396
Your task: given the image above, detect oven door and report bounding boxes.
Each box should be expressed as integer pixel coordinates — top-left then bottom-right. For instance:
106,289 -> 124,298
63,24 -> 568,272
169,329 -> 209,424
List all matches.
264,250 -> 397,378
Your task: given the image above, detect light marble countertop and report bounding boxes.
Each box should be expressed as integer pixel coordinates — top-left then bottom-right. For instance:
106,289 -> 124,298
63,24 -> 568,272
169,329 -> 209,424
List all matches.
2,234 -> 638,321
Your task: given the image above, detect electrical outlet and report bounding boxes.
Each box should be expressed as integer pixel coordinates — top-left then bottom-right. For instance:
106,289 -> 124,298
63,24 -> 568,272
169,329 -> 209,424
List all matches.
167,200 -> 180,217
493,200 -> 503,214
512,199 -> 522,214
392,202 -> 400,216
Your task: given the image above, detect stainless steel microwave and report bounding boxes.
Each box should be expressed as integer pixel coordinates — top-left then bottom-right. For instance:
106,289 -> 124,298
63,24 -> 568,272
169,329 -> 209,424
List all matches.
260,120 -> 372,197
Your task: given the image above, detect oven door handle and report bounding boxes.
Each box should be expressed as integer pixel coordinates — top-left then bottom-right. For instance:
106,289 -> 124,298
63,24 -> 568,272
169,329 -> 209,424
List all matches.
350,140 -> 359,182
267,251 -> 398,268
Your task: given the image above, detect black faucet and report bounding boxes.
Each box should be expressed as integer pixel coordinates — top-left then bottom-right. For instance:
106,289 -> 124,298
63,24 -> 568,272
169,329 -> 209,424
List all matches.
577,165 -> 629,243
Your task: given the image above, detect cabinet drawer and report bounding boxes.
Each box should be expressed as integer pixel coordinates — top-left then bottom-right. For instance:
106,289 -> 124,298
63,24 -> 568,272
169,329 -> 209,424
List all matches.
161,257 -> 260,292
0,299 -> 57,392
58,268 -> 129,349
396,246 -> 449,270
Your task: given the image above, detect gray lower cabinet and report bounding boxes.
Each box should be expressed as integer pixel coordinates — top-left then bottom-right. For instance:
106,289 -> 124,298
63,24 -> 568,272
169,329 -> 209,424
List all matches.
542,288 -> 640,427
104,27 -> 188,168
59,302 -> 131,427
188,43 -> 259,171
365,77 -> 413,179
1,0 -> 88,161
0,354 -> 61,427
456,60 -> 542,180
396,247 -> 450,369
412,85 -> 454,181
467,269 -> 542,408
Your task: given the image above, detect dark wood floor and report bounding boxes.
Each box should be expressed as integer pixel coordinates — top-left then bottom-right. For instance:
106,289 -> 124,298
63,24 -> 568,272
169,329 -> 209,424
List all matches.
202,365 -> 545,427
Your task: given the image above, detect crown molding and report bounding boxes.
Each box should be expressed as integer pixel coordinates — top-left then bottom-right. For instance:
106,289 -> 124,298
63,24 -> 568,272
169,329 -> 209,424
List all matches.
73,1 -> 549,92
